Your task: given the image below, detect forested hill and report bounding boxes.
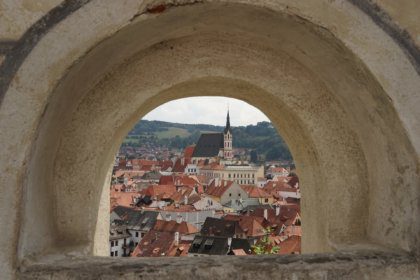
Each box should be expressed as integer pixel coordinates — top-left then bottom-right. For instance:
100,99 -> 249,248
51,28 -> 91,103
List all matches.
123,120 -> 292,161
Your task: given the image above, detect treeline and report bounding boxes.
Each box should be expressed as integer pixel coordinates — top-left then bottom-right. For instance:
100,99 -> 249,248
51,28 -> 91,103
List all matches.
124,120 -> 292,161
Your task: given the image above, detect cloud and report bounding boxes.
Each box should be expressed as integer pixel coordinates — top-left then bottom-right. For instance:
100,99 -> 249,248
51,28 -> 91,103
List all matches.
142,97 -> 270,126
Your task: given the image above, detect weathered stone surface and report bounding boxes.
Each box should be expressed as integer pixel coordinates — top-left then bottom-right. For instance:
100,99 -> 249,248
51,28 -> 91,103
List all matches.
19,251 -> 420,279
1,1 -> 420,280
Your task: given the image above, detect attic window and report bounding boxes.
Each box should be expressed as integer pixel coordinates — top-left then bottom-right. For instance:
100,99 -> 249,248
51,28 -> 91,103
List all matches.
204,238 -> 214,248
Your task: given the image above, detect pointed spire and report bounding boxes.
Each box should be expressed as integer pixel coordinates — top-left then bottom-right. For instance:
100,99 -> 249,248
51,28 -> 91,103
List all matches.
224,110 -> 231,134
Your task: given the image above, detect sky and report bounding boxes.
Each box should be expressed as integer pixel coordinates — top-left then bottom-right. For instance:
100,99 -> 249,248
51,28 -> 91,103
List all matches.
142,97 -> 270,126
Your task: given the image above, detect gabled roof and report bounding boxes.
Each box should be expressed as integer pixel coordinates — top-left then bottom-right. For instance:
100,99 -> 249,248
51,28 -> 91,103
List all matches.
142,184 -> 177,199
249,206 -> 300,228
131,230 -> 175,257
200,217 -> 242,237
224,215 -> 266,237
192,133 -> 223,157
112,206 -> 159,231
240,185 -> 271,198
188,236 -> 251,255
278,235 -> 301,255
205,180 -> 234,198
153,220 -> 198,235
188,235 -> 228,255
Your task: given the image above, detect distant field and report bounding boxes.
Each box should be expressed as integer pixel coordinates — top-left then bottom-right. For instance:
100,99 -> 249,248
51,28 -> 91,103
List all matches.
155,127 -> 191,139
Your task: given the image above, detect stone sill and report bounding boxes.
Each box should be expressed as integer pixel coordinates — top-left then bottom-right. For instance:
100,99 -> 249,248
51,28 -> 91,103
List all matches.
19,250 -> 420,279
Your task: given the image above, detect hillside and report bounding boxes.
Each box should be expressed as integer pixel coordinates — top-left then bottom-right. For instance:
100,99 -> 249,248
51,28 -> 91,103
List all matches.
123,120 -> 292,161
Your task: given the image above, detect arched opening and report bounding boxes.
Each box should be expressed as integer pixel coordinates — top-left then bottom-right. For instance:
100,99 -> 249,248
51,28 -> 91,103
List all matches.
0,1 -> 417,278
110,96 -> 299,257
18,2 -> 418,258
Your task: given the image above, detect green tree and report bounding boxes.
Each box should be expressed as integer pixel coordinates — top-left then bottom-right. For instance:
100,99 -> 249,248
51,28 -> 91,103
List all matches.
251,227 -> 280,255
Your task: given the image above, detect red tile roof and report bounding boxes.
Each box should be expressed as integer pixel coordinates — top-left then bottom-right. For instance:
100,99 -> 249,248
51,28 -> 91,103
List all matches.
131,230 -> 175,257
184,145 -> 195,158
153,220 -> 198,235
278,235 -> 301,255
110,190 -> 139,208
240,185 -> 271,198
224,215 -> 266,237
142,184 -> 177,200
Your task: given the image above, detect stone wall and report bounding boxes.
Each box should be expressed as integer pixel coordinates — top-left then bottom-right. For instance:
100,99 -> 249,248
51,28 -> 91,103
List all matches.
1,1 -> 420,279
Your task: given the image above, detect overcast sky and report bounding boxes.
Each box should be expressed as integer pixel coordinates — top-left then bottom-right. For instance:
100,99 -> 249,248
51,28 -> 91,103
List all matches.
142,97 -> 270,126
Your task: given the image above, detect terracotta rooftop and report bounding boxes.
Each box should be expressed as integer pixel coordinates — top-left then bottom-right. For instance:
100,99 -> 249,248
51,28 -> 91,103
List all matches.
240,185 -> 271,198
224,214 -> 266,237
153,220 -> 198,235
278,235 -> 301,255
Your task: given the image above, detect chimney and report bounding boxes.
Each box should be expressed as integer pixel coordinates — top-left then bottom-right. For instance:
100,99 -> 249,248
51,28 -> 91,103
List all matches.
184,195 -> 188,205
276,206 -> 280,216
174,232 -> 180,246
227,237 -> 232,250
264,209 -> 268,220
166,214 -> 172,221
176,214 -> 183,224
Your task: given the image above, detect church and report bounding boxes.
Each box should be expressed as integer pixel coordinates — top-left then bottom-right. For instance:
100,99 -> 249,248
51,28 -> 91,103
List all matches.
191,111 -> 233,163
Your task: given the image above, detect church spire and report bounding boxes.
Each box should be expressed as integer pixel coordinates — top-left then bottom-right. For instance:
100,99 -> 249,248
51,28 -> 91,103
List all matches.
224,110 -> 231,134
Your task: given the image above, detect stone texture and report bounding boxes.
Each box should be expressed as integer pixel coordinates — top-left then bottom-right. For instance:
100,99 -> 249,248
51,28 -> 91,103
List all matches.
19,251 -> 420,280
0,0 -> 63,40
0,1 -> 420,280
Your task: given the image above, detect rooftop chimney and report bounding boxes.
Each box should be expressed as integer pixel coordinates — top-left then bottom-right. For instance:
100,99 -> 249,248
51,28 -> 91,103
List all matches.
264,209 -> 268,220
227,237 -> 232,250
276,206 -> 280,216
184,195 -> 188,205
166,214 -> 172,221
176,214 -> 183,224
174,232 -> 180,246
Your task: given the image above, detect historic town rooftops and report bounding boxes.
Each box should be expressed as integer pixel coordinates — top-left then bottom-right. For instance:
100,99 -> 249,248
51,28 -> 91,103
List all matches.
223,214 -> 267,237
278,235 -> 301,255
192,133 -> 223,158
205,180 -> 234,198
110,190 -> 139,208
131,230 -> 175,257
109,223 -> 131,241
249,206 -> 300,228
153,220 -> 199,235
200,217 -> 242,237
112,206 -> 160,231
141,170 -> 162,181
188,235 -> 252,255
240,185 -> 271,198
141,184 -> 177,200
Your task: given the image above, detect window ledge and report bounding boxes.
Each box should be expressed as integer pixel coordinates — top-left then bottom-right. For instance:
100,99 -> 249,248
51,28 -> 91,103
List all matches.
19,250 -> 419,279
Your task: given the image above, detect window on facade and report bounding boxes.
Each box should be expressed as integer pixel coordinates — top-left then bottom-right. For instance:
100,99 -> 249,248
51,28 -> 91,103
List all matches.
115,240 -> 118,246
115,251 -> 118,256
111,251 -> 114,257
111,241 -> 114,247
141,232 -> 145,238
136,232 -> 139,237
229,193 -> 232,197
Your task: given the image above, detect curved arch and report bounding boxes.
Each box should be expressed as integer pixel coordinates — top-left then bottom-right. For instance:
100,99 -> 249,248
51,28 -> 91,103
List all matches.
0,2 -> 418,277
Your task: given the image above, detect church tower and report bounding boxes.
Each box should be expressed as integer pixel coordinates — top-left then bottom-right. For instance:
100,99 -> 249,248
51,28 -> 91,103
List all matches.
223,110 -> 233,159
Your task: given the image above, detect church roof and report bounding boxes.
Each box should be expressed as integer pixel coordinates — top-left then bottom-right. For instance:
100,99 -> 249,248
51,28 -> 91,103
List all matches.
192,133 -> 223,157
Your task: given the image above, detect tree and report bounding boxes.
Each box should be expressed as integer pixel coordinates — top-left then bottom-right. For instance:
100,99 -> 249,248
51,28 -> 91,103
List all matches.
251,227 -> 279,255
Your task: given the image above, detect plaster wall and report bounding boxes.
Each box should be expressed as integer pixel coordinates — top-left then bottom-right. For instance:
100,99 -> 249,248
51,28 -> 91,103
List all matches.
0,1 -> 419,279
